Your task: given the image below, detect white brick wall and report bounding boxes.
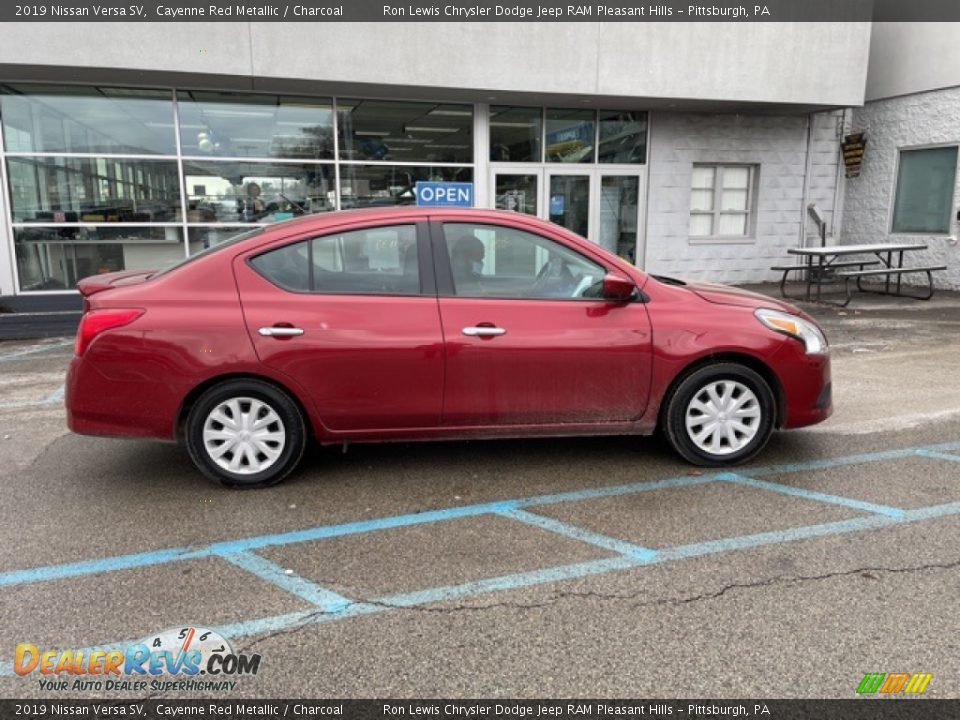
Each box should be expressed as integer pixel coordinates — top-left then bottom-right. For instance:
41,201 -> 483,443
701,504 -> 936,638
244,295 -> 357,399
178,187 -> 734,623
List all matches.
644,110 -> 842,285
842,86 -> 960,290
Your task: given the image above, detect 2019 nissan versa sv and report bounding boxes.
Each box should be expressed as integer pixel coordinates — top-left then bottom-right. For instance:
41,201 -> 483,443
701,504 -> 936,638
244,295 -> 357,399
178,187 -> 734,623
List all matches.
66,208 -> 831,487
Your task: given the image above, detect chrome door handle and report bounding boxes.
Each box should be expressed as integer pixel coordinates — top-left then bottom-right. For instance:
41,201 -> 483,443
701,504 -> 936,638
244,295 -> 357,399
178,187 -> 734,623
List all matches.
462,326 -> 506,337
258,326 -> 304,337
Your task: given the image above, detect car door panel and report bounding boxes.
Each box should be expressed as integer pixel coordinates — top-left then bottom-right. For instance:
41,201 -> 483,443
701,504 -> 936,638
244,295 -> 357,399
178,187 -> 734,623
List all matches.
432,219 -> 653,426
234,221 -> 445,432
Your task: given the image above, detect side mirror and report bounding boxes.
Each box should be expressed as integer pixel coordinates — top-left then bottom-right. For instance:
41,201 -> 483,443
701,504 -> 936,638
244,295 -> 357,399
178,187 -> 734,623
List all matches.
602,273 -> 636,301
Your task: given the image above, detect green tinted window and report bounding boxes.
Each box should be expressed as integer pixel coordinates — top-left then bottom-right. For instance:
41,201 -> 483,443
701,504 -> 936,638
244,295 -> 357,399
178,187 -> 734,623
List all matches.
892,146 -> 958,233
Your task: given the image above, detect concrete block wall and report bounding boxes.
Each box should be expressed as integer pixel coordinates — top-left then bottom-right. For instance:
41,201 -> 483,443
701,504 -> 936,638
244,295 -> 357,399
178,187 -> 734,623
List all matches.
841,86 -> 960,290
644,111 -> 814,284
805,110 -> 844,246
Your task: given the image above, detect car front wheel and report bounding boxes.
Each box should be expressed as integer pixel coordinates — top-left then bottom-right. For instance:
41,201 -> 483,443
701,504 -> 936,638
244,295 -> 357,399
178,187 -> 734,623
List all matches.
663,363 -> 775,466
185,379 -> 307,488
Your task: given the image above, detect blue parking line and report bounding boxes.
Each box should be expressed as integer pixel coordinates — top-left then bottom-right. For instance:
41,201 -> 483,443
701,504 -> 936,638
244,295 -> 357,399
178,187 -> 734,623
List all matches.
0,340 -> 72,363
512,474 -> 716,508
6,494 -> 960,677
717,472 -> 906,519
4,440 -> 960,591
498,508 -> 657,561
916,449 -> 960,463
746,441 -> 960,477
105,498 -> 960,663
217,551 -> 352,613
0,384 -> 66,411
0,546 -> 207,588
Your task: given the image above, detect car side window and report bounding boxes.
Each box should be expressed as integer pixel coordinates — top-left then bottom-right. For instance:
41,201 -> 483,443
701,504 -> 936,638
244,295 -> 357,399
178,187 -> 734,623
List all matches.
442,223 -> 606,300
250,224 -> 420,295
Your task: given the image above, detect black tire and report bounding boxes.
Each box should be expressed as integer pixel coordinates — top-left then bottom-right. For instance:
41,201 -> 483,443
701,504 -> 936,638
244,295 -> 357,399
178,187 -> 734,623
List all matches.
663,363 -> 776,467
185,379 -> 307,488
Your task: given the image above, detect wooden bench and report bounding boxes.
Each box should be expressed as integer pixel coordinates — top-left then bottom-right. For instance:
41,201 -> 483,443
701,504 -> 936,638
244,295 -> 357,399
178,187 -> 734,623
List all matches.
834,265 -> 947,306
771,260 -> 879,301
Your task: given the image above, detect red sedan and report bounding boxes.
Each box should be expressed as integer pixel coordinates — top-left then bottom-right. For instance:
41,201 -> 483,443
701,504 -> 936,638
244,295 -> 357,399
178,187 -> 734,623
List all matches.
66,208 -> 831,487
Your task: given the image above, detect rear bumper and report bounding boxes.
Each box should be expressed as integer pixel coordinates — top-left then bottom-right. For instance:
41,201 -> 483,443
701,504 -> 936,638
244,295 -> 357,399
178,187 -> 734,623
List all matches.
770,341 -> 832,429
66,356 -> 182,441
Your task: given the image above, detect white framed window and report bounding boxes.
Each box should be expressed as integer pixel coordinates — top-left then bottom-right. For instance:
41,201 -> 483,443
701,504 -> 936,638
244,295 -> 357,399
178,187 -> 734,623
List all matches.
689,164 -> 757,240
891,146 -> 958,234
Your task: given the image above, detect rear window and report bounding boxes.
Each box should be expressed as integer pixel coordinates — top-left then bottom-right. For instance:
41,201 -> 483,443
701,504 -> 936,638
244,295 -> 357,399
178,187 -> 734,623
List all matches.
250,224 -> 420,295
152,228 -> 265,277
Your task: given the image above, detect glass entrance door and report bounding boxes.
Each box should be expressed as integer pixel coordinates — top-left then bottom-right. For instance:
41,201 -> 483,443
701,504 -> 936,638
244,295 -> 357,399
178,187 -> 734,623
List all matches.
547,172 -> 590,238
598,174 -> 641,264
490,166 -> 645,266
492,169 -> 541,216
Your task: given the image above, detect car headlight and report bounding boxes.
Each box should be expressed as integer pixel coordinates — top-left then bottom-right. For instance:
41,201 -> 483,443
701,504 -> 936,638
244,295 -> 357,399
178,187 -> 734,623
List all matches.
754,308 -> 828,354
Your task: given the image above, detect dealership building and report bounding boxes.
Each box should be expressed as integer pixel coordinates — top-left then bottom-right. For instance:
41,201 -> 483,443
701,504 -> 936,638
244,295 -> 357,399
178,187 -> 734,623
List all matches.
0,21 -> 957,319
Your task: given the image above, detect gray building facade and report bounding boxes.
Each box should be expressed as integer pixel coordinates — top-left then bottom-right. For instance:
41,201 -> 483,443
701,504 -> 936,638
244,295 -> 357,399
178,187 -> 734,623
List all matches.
9,20 -> 949,307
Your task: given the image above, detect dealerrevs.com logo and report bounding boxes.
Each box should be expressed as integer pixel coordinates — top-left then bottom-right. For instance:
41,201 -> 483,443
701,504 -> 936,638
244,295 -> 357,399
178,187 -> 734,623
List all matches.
856,673 -> 932,696
14,626 -> 261,693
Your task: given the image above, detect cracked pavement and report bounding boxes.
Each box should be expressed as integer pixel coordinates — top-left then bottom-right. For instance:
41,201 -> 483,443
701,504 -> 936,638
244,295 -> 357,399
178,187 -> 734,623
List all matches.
2,290 -> 960,698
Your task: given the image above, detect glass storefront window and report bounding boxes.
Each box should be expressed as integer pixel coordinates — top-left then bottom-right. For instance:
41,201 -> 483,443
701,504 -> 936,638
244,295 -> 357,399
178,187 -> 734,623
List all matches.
598,111 -> 647,164
7,157 -> 180,223
337,100 -> 472,163
181,160 -> 335,223
14,226 -> 184,291
187,226 -> 252,255
545,109 -> 595,164
490,106 -> 542,162
339,165 -> 473,208
599,176 -> 640,261
0,85 -> 176,155
494,174 -> 539,215
176,91 -> 334,160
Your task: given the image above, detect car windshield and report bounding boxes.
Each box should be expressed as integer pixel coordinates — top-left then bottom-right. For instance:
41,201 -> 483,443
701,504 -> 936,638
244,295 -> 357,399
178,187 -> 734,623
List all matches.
151,228 -> 266,277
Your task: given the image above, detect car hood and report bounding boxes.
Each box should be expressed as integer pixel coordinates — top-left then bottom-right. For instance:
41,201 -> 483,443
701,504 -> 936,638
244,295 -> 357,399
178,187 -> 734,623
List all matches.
661,277 -> 806,316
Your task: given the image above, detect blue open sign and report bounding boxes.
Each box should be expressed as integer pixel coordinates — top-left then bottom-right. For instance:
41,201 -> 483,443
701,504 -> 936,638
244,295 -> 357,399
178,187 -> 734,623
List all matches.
414,181 -> 474,207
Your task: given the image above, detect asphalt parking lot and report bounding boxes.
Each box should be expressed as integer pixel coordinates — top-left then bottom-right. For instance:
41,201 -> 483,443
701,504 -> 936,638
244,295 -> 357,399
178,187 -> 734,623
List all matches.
2,286 -> 960,699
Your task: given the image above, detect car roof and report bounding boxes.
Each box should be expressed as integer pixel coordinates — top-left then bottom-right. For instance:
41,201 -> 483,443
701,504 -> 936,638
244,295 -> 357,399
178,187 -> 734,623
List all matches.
264,206 -> 544,231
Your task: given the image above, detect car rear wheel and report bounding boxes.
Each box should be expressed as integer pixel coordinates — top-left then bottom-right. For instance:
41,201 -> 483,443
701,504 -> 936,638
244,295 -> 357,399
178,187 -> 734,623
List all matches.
663,363 -> 775,467
185,379 -> 307,488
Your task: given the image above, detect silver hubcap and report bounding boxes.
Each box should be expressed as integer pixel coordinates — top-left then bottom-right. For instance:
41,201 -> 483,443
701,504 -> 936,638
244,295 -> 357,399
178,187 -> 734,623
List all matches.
685,380 -> 761,456
202,397 -> 286,475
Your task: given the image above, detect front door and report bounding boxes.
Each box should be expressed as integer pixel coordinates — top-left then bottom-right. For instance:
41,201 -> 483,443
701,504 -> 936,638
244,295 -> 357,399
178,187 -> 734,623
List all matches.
433,217 -> 652,426
234,221 -> 445,432
491,167 -> 644,265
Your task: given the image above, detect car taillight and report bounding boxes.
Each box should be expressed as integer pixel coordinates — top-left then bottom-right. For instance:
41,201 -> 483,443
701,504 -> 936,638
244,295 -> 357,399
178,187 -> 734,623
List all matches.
74,309 -> 144,356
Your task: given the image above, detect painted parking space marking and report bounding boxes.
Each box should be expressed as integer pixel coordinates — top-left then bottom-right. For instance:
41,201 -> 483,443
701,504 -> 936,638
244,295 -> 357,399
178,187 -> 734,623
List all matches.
218,551 -> 352,613
916,449 -> 960,463
0,340 -> 72,363
498,508 -> 658,561
0,384 -> 65,410
717,472 -> 906,518
2,439 -> 960,676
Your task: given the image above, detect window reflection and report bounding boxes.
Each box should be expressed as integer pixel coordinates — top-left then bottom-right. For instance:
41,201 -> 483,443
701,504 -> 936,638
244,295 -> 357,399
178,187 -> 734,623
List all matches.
187,226 -> 251,255
177,91 -> 334,160
182,161 -> 335,222
338,100 -> 472,163
14,226 -> 183,291
545,109 -> 595,163
598,111 -> 647,164
490,106 -> 542,162
339,165 -> 472,208
7,157 -> 180,223
0,85 -> 175,155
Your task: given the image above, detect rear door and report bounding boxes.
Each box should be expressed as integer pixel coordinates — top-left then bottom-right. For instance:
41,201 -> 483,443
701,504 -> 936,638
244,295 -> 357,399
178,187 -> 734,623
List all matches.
234,220 -> 444,432
433,218 -> 653,426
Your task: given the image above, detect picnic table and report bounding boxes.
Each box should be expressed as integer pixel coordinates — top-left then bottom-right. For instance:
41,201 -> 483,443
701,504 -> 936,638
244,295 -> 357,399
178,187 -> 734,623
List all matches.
772,242 -> 947,306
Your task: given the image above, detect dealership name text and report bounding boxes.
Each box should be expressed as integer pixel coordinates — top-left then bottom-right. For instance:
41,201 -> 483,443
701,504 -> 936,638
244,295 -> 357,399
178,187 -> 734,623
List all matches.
382,4 -> 769,17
